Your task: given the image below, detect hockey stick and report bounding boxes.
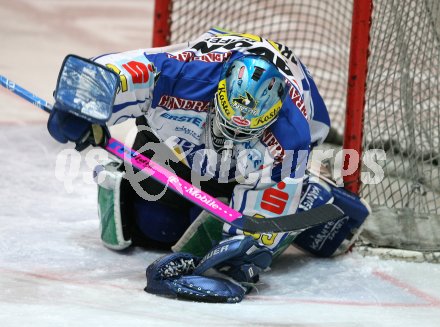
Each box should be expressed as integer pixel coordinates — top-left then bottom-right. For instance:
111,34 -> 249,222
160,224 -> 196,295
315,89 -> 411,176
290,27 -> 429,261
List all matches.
0,75 -> 345,233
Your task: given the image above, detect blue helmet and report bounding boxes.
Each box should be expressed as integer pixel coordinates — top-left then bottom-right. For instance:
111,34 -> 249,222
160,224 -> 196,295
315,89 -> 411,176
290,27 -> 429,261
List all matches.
213,55 -> 288,142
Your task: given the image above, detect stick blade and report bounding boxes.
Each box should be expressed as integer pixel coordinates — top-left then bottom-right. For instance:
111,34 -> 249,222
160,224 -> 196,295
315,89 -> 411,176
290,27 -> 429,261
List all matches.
242,204 -> 345,233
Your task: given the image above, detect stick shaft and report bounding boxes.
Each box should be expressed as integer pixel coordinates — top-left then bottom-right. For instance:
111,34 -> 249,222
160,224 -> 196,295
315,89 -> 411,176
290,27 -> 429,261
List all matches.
0,75 -> 52,113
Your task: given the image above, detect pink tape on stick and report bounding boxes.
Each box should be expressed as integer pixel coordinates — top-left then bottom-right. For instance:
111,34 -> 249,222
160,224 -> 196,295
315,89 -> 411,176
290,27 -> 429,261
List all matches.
105,138 -> 242,223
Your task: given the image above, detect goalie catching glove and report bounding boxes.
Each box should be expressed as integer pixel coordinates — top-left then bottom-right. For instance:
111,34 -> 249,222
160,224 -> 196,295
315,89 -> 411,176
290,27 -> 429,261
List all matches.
145,235 -> 272,303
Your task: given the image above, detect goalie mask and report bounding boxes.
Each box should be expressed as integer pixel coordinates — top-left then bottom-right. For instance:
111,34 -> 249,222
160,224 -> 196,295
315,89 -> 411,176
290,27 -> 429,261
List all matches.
213,55 -> 288,142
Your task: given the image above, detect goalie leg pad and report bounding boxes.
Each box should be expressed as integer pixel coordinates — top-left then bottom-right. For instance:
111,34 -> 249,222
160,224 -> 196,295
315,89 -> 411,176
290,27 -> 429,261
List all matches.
95,160 -> 132,250
96,160 -> 192,249
293,177 -> 371,257
171,203 -> 227,257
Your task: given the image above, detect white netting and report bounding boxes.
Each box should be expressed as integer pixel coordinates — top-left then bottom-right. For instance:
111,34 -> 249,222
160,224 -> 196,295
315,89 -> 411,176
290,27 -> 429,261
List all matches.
163,0 -> 440,258
359,0 -> 440,255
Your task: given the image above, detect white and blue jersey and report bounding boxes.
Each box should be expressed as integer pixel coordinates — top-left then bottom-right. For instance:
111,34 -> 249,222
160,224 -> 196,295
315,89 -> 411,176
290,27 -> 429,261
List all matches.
93,28 -> 330,251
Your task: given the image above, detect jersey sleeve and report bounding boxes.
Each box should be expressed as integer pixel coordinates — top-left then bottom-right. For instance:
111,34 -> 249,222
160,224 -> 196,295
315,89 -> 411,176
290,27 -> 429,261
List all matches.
92,50 -> 158,126
275,40 -> 331,147
92,37 -> 199,126
298,60 -> 331,147
91,32 -> 216,126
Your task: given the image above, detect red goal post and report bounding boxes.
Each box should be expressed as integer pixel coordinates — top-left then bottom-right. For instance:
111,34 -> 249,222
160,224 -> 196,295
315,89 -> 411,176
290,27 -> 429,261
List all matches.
343,0 -> 372,195
152,0 -> 440,261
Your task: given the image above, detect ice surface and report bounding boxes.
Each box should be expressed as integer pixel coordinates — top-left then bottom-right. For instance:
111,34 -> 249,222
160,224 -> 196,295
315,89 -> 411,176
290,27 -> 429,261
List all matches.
1,114 -> 440,327
1,1 -> 440,326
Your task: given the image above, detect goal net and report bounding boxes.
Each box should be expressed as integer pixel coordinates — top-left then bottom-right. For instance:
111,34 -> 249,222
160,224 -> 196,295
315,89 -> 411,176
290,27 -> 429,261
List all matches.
153,0 -> 440,262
